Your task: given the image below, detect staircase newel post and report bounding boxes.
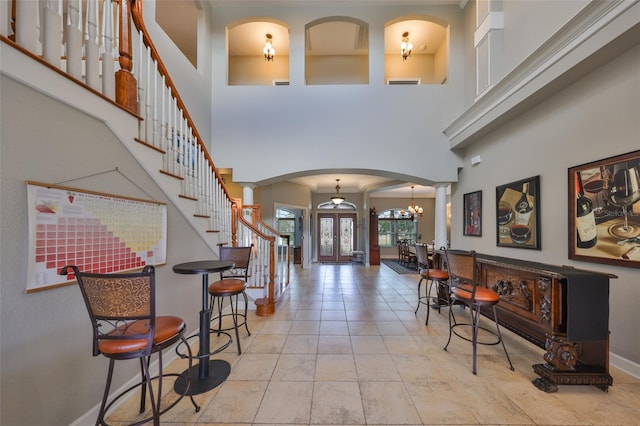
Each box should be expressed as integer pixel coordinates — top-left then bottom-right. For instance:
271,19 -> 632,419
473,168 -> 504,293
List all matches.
231,201 -> 239,247
115,0 -> 137,114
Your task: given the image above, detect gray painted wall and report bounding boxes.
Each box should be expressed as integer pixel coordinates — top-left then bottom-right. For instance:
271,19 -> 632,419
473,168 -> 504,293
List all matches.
449,44 -> 640,366
0,77 -> 217,425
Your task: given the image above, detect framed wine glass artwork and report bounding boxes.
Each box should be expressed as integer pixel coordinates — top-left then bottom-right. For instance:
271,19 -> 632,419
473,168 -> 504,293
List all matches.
463,190 -> 482,236
496,175 -> 541,249
568,150 -> 640,268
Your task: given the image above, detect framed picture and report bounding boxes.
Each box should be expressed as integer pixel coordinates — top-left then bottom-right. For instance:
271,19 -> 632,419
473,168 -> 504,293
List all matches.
568,150 -> 640,268
463,190 -> 482,236
496,175 -> 541,249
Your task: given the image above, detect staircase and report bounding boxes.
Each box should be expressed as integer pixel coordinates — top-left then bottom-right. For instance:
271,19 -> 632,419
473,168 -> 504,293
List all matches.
1,0 -> 289,315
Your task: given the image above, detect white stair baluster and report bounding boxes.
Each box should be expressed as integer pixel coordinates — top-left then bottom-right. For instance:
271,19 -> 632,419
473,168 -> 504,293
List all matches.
65,0 -> 82,79
42,0 -> 62,67
101,0 -> 115,99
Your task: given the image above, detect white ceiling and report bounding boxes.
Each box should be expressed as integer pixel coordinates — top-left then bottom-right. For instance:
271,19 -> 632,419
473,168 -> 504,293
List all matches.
157,1 -> 459,198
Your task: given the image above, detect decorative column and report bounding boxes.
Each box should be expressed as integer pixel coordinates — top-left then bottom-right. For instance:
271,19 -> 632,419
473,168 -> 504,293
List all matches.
241,183 -> 255,206
434,184 -> 449,249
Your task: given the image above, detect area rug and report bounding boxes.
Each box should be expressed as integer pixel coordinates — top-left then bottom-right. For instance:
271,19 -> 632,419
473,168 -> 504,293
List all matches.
380,259 -> 418,274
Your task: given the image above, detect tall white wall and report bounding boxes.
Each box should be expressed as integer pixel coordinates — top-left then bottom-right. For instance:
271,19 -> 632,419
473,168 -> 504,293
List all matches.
209,4 -> 466,186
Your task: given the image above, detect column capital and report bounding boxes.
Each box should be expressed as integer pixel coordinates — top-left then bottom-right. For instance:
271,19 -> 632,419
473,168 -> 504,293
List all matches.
237,182 -> 257,190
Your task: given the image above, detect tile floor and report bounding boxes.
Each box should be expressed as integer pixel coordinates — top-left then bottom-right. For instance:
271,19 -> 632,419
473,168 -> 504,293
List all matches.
107,262 -> 640,425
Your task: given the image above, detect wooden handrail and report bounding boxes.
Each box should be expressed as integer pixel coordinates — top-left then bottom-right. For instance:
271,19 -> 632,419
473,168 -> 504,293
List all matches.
127,0 -> 231,203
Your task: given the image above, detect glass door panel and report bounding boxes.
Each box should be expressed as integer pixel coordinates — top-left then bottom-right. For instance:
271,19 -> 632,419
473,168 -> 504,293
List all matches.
318,213 -> 356,262
319,216 -> 335,258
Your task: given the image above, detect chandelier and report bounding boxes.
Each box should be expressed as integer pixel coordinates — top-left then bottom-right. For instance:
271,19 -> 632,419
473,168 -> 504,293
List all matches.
401,31 -> 412,61
400,186 -> 423,218
264,33 -> 275,61
331,179 -> 345,205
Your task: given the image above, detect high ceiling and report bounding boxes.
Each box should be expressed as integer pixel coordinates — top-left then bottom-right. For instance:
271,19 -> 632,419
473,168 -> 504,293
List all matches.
156,1 -> 462,198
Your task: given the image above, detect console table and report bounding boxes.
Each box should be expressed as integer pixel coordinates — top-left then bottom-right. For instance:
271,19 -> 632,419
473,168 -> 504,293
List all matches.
435,251 -> 615,392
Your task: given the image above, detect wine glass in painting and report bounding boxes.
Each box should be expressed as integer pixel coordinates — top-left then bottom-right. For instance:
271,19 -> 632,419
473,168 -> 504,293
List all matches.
605,161 -> 640,239
582,167 -> 607,217
497,201 -> 513,239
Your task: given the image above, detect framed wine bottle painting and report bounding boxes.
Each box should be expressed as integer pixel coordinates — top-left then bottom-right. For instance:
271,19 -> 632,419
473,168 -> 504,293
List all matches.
463,190 -> 482,236
568,150 -> 640,268
496,175 -> 541,249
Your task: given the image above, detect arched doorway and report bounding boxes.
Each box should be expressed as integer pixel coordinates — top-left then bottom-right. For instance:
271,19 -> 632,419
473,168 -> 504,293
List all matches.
317,201 -> 357,263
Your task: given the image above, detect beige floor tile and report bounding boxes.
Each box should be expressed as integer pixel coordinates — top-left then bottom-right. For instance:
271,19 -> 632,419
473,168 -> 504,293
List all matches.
245,334 -> 287,353
360,381 -> 422,424
272,354 -> 317,381
311,381 -> 365,424
347,321 -> 380,335
351,335 -> 389,354
355,354 -> 401,381
105,263 -> 640,426
315,354 -> 358,381
254,381 -> 313,424
460,381 -> 534,425
319,320 -> 350,335
321,309 -> 347,321
404,381 -> 480,425
197,380 -> 268,423
383,335 -> 424,354
227,353 -> 278,380
318,335 -> 353,354
282,334 -> 319,353
376,321 -> 411,336
290,320 -> 320,334
258,320 -> 293,334
294,309 -> 322,320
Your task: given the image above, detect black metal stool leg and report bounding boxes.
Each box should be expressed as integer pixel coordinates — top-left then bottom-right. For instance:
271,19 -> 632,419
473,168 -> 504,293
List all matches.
242,291 -> 252,336
492,305 -> 515,371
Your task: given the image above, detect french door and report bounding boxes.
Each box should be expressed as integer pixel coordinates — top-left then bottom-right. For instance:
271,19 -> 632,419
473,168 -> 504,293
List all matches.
317,213 -> 357,263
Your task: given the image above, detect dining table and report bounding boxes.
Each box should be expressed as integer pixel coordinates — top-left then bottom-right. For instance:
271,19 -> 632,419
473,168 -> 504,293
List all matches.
172,259 -> 235,395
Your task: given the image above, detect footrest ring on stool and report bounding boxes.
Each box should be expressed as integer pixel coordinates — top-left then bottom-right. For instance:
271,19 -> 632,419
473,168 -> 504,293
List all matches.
450,323 -> 502,346
175,332 -> 233,360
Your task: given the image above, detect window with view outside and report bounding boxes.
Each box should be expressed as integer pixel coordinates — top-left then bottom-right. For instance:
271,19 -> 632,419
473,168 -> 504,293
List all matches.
378,209 -> 417,247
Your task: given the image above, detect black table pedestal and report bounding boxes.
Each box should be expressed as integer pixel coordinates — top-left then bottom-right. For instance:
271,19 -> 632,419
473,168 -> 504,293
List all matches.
172,259 -> 235,395
174,359 -> 230,395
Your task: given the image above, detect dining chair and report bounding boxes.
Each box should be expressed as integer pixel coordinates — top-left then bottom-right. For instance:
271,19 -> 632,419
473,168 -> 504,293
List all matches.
442,249 -> 514,375
60,265 -> 200,426
208,245 -> 253,354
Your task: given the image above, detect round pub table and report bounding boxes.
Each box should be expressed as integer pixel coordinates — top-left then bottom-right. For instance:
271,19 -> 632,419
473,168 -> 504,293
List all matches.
172,259 -> 235,395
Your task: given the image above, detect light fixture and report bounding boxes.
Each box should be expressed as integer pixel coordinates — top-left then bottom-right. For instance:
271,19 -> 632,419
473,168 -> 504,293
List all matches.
263,33 -> 275,61
404,185 -> 423,218
331,179 -> 345,205
401,31 -> 412,61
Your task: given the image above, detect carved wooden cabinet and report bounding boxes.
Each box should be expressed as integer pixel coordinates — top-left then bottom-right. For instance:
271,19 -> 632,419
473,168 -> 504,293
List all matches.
437,251 -> 615,392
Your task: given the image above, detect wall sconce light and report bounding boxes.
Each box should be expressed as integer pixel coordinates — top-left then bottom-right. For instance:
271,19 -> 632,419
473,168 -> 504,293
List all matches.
264,33 -> 275,61
401,31 -> 412,61
331,179 -> 345,205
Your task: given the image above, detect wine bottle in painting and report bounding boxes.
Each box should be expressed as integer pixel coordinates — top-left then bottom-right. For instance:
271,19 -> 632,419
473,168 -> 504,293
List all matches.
576,173 -> 597,248
515,183 -> 533,225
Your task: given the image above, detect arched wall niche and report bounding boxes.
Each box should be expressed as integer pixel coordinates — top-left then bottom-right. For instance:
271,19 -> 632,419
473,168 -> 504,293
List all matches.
305,16 -> 370,85
227,18 -> 290,85
384,15 -> 449,85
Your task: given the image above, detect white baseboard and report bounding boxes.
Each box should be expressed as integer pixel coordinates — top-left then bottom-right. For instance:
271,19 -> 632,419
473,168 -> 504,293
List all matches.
610,352 -> 640,379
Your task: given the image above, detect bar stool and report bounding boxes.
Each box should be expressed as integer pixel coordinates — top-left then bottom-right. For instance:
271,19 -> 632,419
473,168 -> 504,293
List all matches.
414,244 -> 450,325
442,249 -> 514,375
208,245 -> 253,354
60,265 -> 200,425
